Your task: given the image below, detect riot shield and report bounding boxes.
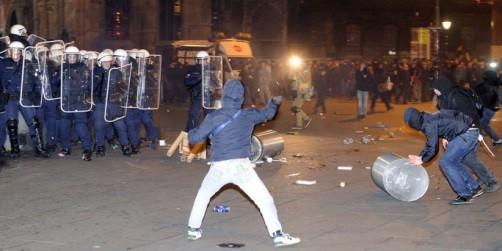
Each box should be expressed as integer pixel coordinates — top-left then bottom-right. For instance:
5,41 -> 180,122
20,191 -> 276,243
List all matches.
104,64 -> 132,122
60,54 -> 94,113
202,56 -> 223,109
124,57 -> 141,109
20,46 -> 44,107
36,40 -> 64,100
138,54 -> 162,110
27,34 -> 46,46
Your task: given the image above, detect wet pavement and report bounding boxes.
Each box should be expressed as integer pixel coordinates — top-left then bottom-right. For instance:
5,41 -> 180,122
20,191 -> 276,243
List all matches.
1,99 -> 501,251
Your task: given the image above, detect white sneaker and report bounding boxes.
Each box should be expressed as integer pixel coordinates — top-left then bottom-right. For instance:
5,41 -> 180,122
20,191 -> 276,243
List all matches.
187,228 -> 202,240
273,233 -> 301,247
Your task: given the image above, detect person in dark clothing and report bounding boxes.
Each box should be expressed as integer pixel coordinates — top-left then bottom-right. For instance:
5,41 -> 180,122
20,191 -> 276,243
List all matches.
432,76 -> 499,193
186,80 -> 300,247
475,70 -> 502,146
184,51 -> 209,131
396,63 -> 411,104
8,24 -> 29,47
314,64 -> 328,116
370,63 -> 393,112
404,108 -> 484,205
355,63 -> 371,118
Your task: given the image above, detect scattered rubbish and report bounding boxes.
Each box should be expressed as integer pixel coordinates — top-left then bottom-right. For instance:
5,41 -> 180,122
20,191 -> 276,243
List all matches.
218,243 -> 245,248
372,122 -> 386,128
337,166 -> 353,171
272,157 -> 288,163
339,181 -> 347,188
287,131 -> 299,135
92,245 -> 101,249
377,136 -> 385,141
213,205 -> 230,213
364,126 -> 369,130
343,137 -> 354,144
176,208 -> 181,210
355,130 -> 364,134
293,153 -> 304,158
388,131 -> 396,138
287,172 -> 301,177
365,166 -> 371,170
266,157 -> 273,163
436,197 -> 441,200
294,180 -> 317,185
361,135 -> 375,144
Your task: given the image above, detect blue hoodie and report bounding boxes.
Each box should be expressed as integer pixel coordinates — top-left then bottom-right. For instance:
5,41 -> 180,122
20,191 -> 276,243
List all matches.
188,80 -> 278,162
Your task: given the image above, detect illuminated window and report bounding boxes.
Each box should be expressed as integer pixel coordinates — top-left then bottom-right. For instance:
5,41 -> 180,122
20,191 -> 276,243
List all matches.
105,0 -> 130,40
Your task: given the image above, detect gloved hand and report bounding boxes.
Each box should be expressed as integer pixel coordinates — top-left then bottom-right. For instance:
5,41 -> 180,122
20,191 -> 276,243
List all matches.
271,96 -> 282,105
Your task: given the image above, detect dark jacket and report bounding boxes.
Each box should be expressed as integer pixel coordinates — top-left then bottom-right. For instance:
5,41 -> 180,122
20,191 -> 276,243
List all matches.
433,76 -> 480,127
405,108 -> 473,163
355,68 -> 371,92
188,80 -> 278,162
475,70 -> 500,111
184,64 -> 202,100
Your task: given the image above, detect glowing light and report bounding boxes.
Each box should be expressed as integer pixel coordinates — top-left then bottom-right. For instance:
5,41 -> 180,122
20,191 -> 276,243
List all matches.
489,61 -> 498,68
288,55 -> 303,69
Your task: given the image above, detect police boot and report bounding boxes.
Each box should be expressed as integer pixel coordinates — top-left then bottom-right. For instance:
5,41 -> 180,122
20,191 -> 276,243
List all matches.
82,150 -> 92,161
131,144 -> 140,155
95,145 -> 106,157
150,139 -> 158,150
121,144 -> 132,157
7,119 -> 20,158
31,118 -> 49,158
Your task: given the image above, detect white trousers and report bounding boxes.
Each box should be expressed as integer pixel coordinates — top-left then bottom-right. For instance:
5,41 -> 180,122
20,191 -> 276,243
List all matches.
188,158 -> 282,236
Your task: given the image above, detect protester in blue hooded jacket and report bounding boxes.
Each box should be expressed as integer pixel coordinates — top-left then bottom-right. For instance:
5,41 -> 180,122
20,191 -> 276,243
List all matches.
185,80 -> 301,247
404,107 -> 484,205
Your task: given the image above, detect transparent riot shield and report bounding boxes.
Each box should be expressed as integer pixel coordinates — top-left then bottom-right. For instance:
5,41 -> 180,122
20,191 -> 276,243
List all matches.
60,53 -> 94,112
202,56 -> 223,109
125,57 -> 141,109
36,40 -> 64,101
27,34 -> 46,46
138,54 -> 162,110
105,64 -> 132,122
20,46 -> 43,107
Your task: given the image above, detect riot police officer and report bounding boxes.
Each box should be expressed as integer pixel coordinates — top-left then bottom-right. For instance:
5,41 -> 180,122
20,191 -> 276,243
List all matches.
58,46 -> 92,161
8,24 -> 29,47
0,41 -> 48,158
136,49 -> 158,149
39,43 -> 64,152
184,51 -> 208,131
92,50 -> 132,156
119,49 -> 141,154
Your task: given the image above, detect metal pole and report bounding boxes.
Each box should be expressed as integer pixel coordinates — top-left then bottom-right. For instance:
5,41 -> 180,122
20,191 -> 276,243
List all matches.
434,0 -> 440,79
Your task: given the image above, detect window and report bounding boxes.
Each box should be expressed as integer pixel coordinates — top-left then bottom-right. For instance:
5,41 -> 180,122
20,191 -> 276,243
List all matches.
159,0 -> 182,41
105,0 -> 130,40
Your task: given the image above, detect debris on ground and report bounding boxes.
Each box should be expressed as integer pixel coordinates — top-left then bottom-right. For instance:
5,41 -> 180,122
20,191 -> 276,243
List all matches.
213,205 -> 230,213
218,243 -> 245,248
339,181 -> 347,187
365,166 -> 371,170
355,130 -> 364,134
361,135 -> 375,144
287,131 -> 299,135
293,153 -> 304,158
337,166 -> 353,171
372,122 -> 386,128
343,137 -> 354,144
294,180 -> 317,185
388,131 -> 396,138
287,172 -> 301,177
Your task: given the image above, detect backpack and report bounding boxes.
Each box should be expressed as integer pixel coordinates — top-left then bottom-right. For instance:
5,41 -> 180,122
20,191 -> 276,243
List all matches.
446,87 -> 483,119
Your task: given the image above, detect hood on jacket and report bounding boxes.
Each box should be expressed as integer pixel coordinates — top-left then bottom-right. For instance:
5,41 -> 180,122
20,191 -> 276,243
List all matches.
483,70 -> 500,86
222,80 -> 244,109
431,76 -> 452,96
404,107 -> 423,130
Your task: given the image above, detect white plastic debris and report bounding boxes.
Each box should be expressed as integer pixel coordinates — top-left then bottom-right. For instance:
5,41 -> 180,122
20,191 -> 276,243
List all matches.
287,172 -> 301,177
294,180 -> 317,185
343,137 -> 354,144
337,166 -> 353,171
339,181 -> 347,188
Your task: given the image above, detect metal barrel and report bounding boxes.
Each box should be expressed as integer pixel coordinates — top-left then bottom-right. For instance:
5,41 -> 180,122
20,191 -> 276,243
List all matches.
249,130 -> 284,163
371,153 -> 429,202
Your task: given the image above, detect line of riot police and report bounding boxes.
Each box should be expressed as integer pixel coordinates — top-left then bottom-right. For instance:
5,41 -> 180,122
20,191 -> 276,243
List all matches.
0,24 -> 162,161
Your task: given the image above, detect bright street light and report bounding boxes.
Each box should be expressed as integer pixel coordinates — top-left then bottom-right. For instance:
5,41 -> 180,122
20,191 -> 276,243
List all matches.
442,20 -> 452,30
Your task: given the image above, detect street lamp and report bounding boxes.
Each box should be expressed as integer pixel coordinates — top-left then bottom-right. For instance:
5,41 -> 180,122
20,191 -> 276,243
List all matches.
441,20 -> 452,30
